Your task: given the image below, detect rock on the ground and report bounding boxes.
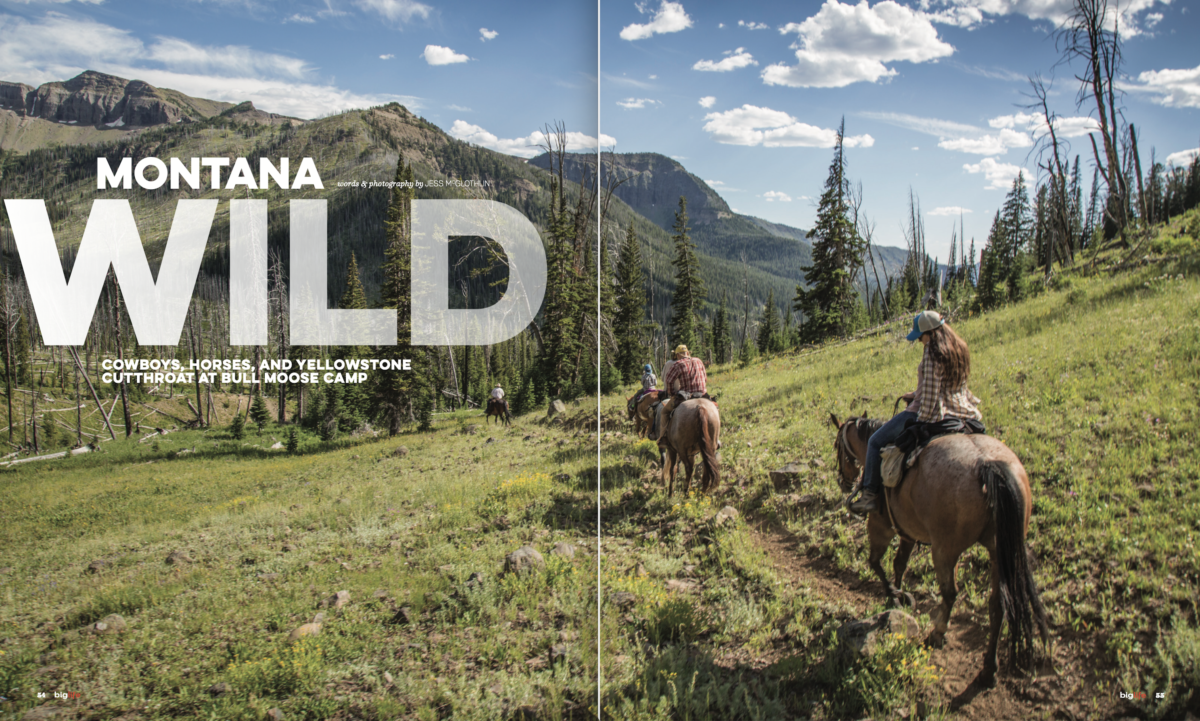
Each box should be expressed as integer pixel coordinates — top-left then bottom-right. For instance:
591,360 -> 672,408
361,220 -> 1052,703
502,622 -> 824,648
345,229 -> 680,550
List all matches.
547,399 -> 567,420
22,706 -> 62,720
89,614 -> 126,635
320,590 -> 351,609
666,578 -> 700,593
837,610 -> 921,659
609,591 -> 637,609
769,462 -> 804,490
504,546 -> 545,575
207,682 -> 231,696
85,560 -> 107,574
464,424 -> 479,435
165,550 -> 192,565
287,623 -> 321,641
389,607 -> 414,625
550,542 -> 577,560
713,506 -> 739,527
393,445 -> 409,457
270,441 -> 284,449
266,709 -> 285,721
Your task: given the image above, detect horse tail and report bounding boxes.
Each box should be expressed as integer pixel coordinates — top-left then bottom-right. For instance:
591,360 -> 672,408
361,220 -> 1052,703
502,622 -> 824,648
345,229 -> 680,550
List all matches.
981,460 -> 1049,669
697,406 -> 720,492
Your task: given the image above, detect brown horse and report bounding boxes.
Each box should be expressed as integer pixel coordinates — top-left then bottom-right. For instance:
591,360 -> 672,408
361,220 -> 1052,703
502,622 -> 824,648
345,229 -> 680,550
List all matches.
485,398 -> 510,426
628,391 -> 663,439
830,412 -> 1049,687
661,398 -> 721,496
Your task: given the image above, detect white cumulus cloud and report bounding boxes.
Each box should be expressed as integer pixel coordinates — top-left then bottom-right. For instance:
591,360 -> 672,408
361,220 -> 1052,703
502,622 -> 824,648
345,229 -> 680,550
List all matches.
423,45 -> 469,65
763,0 -> 954,88
922,0 -> 1169,36
480,27 -> 498,41
929,206 -> 973,216
617,97 -> 661,109
450,120 -> 616,158
1166,148 -> 1199,168
698,95 -> 716,108
963,158 -> 1024,190
693,47 -> 757,72
283,13 -> 315,23
354,0 -> 431,25
703,104 -> 874,148
379,53 -> 394,59
738,20 -> 770,29
1130,64 -> 1200,108
621,0 -> 693,41
762,190 -> 792,201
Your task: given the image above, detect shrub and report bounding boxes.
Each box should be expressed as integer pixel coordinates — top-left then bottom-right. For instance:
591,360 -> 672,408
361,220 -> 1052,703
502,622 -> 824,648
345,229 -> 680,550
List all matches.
229,414 -> 245,440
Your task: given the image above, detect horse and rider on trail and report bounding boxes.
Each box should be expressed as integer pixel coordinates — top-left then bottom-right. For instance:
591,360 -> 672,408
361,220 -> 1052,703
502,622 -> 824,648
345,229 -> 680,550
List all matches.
832,310 -> 1048,688
636,345 -> 720,496
485,384 -> 510,426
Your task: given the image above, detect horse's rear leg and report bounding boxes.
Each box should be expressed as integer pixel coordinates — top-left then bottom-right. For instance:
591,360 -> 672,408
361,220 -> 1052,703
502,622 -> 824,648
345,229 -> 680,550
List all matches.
978,560 -> 1002,687
664,447 -> 678,497
681,455 -> 695,496
926,544 -> 961,648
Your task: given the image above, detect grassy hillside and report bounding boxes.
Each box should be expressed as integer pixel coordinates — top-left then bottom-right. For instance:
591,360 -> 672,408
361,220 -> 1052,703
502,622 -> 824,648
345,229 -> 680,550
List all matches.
595,217 -> 1200,719
0,400 -> 600,720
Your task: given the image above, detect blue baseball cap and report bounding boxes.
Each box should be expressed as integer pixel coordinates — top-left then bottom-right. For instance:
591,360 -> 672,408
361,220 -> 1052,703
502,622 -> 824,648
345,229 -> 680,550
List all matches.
906,311 -> 945,341
643,364 -> 653,372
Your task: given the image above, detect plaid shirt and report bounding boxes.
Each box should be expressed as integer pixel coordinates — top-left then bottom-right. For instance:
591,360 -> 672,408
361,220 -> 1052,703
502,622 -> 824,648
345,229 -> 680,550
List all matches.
664,356 -> 707,395
909,346 -> 981,423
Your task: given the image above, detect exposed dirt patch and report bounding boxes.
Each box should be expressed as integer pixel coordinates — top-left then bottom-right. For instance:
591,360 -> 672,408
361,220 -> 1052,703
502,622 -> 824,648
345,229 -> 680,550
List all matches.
746,515 -> 1123,720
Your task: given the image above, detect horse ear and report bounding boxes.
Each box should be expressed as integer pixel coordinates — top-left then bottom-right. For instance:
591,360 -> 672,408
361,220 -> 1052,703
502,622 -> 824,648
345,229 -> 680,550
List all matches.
860,411 -> 868,419
828,413 -> 840,428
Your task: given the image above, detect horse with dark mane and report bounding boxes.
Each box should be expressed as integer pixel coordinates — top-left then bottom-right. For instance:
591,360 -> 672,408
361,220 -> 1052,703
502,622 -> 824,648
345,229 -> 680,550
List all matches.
485,398 -> 511,426
660,398 -> 720,496
831,411 -> 1049,687
628,391 -> 662,439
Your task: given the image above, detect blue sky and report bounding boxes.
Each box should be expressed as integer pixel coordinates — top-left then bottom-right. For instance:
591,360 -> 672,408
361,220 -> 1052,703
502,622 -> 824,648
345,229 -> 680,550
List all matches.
0,0 -> 599,155
3,0 -> 1197,263
601,0 -> 1200,260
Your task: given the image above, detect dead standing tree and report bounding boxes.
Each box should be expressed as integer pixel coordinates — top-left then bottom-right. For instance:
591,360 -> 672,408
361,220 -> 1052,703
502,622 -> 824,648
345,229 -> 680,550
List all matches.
1057,0 -> 1129,239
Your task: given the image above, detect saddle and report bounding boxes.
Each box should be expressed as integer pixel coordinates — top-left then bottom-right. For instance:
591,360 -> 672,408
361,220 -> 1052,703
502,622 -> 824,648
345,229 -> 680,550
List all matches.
880,417 -> 986,488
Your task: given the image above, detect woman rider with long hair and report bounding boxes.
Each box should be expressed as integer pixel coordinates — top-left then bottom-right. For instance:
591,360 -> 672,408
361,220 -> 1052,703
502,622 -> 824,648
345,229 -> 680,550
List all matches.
848,310 -> 981,515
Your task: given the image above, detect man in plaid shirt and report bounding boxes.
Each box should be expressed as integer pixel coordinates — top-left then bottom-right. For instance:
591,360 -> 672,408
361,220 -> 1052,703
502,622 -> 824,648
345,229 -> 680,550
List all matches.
649,345 -> 707,440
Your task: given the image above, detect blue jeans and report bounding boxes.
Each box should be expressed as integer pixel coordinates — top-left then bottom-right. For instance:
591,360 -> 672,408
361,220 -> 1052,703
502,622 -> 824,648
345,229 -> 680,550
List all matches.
860,411 -> 918,494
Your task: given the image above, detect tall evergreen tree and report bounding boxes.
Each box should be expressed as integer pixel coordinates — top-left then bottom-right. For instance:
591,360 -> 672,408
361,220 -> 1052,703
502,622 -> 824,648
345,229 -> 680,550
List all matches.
373,157 -> 428,434
334,253 -> 369,431
668,197 -> 705,350
539,179 -> 583,398
794,119 -> 864,342
613,223 -> 648,383
710,291 -> 732,364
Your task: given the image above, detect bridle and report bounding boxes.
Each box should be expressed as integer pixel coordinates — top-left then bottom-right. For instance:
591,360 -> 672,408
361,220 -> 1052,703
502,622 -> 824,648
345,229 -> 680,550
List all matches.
836,418 -> 866,492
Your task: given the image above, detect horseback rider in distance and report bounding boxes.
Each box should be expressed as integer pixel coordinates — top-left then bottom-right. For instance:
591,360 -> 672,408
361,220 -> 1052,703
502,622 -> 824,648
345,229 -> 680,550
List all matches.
848,311 -> 981,514
649,345 -> 708,440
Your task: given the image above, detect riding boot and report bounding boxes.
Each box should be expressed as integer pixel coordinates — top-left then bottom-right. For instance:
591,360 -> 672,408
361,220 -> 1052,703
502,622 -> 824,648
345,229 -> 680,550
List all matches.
647,403 -> 662,441
848,490 -> 881,515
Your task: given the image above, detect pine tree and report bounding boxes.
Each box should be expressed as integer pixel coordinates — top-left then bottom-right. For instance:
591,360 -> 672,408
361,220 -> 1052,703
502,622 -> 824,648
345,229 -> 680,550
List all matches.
229,413 -> 245,440
373,157 -> 429,434
668,197 -> 705,351
539,179 -> 583,398
335,253 -> 370,431
794,119 -> 863,342
1000,172 -> 1033,302
975,211 -> 1004,311
250,393 -> 271,432
286,426 -> 299,453
756,290 -> 780,355
710,291 -> 732,364
613,223 -> 647,383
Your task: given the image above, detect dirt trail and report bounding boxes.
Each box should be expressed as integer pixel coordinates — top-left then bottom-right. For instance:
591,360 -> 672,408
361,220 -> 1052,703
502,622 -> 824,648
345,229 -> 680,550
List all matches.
747,517 -> 1111,721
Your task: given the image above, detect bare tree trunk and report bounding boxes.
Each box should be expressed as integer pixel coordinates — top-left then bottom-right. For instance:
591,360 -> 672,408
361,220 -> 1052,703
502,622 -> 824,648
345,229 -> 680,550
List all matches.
114,277 -> 133,437
74,357 -> 82,446
68,346 -> 115,440
31,384 -> 38,452
187,306 -> 204,426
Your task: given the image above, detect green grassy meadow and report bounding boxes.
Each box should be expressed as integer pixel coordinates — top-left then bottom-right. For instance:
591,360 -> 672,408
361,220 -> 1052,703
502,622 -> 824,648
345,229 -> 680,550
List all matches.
597,221 -> 1200,719
0,400 -> 600,720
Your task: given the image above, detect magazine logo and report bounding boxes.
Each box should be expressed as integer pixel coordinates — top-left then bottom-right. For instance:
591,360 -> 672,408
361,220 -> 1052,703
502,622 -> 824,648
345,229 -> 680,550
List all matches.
3,199 -> 545,347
